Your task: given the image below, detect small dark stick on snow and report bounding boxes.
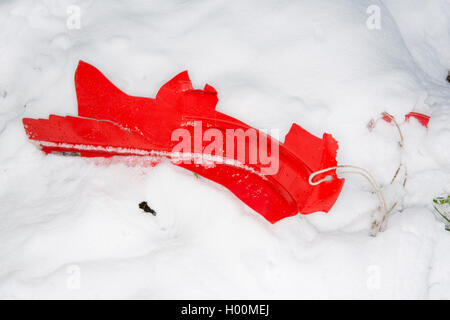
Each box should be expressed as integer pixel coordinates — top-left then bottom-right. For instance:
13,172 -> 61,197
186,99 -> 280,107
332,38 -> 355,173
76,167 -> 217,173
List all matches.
447,71 -> 450,83
139,201 -> 156,216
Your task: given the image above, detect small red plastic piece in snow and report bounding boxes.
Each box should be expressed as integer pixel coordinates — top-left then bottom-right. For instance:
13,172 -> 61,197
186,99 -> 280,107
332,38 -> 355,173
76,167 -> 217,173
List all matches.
382,113 -> 393,123
405,112 -> 430,128
22,61 -> 344,224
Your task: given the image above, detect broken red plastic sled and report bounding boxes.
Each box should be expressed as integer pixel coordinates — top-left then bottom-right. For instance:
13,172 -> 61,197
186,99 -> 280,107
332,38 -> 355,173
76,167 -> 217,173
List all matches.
23,61 -> 344,223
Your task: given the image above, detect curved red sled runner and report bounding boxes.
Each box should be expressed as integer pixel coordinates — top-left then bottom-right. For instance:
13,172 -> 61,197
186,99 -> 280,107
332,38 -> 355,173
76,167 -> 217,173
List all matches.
23,61 -> 344,223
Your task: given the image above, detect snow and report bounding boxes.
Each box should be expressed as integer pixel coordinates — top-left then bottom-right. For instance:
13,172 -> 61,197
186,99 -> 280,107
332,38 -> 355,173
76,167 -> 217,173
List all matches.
0,0 -> 449,299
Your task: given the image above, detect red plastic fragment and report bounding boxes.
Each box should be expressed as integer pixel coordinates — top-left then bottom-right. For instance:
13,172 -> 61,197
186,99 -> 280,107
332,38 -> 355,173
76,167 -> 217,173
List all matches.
22,61 -> 344,223
405,112 -> 430,128
382,112 -> 393,123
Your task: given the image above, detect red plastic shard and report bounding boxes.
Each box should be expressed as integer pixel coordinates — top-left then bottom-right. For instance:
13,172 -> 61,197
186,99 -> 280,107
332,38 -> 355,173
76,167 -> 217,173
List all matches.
405,112 -> 430,128
382,112 -> 393,123
22,61 -> 344,223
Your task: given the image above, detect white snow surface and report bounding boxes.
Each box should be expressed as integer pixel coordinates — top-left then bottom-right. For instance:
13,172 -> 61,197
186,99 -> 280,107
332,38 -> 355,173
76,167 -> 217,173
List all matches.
0,0 -> 450,299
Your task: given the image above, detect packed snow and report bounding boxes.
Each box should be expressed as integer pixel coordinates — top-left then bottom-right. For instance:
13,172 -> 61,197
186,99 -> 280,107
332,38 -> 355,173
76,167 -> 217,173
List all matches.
0,0 -> 449,299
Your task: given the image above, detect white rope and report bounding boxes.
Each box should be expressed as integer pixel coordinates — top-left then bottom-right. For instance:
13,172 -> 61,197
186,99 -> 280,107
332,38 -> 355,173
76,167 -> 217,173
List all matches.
382,112 -> 404,148
308,165 -> 389,234
381,112 -> 408,187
